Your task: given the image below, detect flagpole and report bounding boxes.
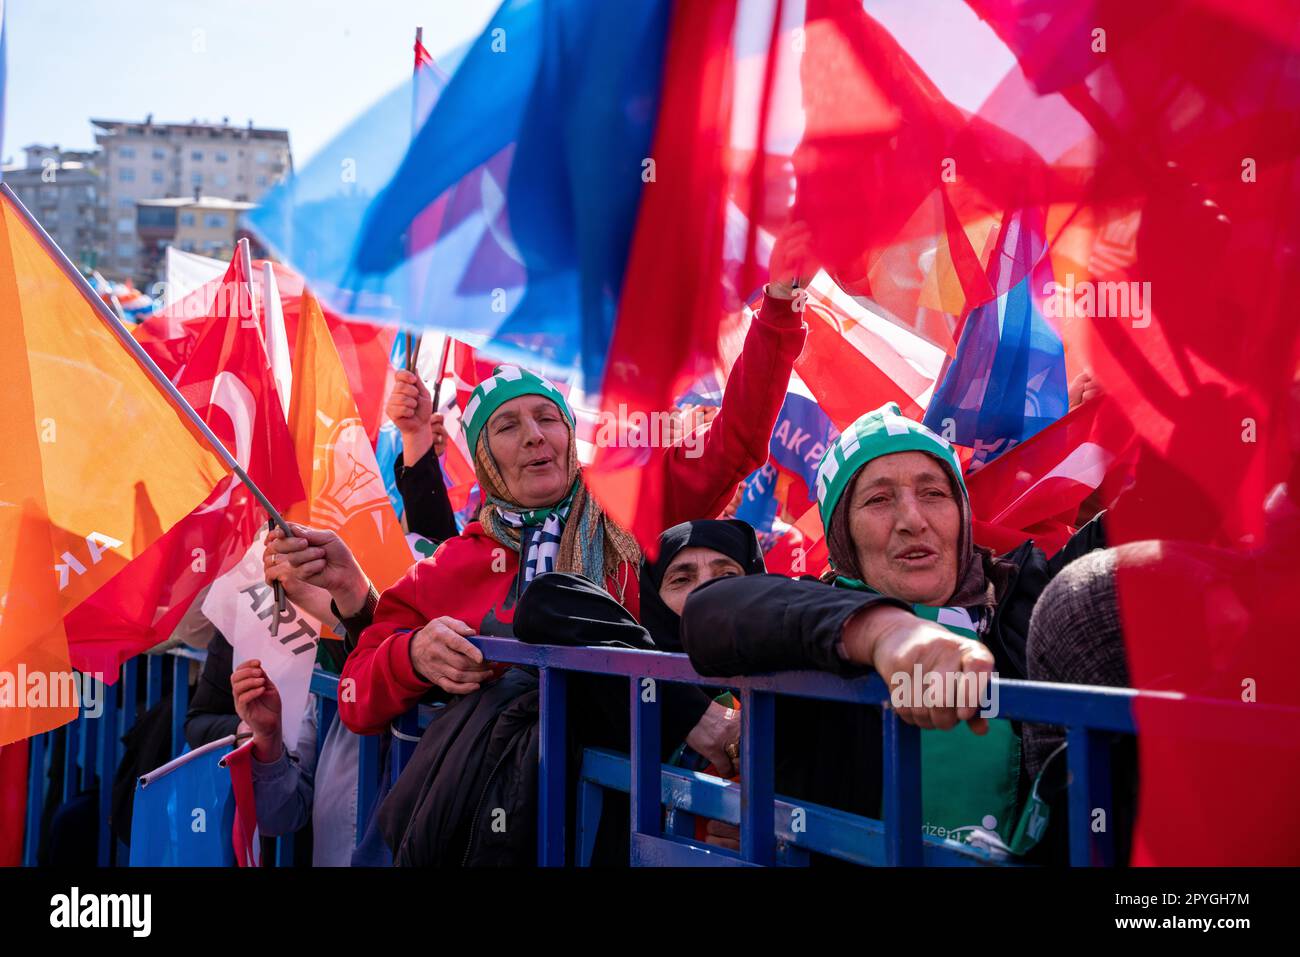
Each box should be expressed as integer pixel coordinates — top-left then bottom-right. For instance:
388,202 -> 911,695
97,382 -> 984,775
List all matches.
1,181 -> 293,536
430,336 -> 452,408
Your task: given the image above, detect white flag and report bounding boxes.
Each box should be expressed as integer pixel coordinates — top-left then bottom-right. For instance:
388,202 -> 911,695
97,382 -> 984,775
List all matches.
201,528 -> 319,749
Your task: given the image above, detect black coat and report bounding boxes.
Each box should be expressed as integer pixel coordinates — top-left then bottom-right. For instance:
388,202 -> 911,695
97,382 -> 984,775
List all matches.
380,669 -> 539,866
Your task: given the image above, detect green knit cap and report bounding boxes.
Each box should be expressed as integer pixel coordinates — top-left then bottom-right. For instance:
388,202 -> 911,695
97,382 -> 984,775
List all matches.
814,402 -> 966,532
463,364 -> 575,455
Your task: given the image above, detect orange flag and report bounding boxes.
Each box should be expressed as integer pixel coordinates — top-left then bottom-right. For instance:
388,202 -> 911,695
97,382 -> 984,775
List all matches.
288,291 -> 412,592
0,190 -> 229,744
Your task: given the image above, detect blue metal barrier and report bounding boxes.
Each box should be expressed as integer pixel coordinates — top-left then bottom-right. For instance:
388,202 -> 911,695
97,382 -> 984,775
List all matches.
21,640 -> 1283,867
461,637 -> 1220,868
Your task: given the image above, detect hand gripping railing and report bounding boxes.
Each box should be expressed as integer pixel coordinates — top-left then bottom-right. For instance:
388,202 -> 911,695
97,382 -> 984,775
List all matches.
468,636 -> 1148,867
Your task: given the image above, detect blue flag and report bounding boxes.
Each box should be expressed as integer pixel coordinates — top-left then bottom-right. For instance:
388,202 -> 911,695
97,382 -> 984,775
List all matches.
129,738 -> 236,867
923,210 -> 1068,469
248,0 -> 673,392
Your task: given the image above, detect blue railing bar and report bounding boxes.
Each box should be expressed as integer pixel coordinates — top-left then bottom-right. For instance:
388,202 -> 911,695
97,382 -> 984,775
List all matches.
631,832 -> 754,866
537,667 -> 568,866
883,709 -> 924,865
309,669 -> 340,699
355,731 -> 379,847
170,654 -> 189,756
23,731 -> 46,867
1067,726 -> 1115,866
61,716 -> 78,804
581,748 -> 1008,867
96,673 -> 118,866
467,638 -> 1142,733
739,689 -> 776,865
119,657 -> 137,754
116,659 -> 135,867
146,654 -> 164,711
629,675 -> 661,850
79,689 -> 94,791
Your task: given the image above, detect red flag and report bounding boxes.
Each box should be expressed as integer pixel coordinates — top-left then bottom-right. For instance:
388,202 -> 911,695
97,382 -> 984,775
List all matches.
64,252 -> 305,676
966,397 -> 1137,555
223,738 -> 261,867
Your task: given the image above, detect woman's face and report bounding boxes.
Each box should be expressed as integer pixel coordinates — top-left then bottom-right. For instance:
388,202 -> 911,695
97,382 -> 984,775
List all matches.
486,395 -> 571,508
846,451 -> 961,605
658,546 -> 746,615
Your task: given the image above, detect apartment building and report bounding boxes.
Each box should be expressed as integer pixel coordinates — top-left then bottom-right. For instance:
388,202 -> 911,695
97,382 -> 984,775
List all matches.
2,144 -> 108,271
91,116 -> 291,281
136,195 -> 256,283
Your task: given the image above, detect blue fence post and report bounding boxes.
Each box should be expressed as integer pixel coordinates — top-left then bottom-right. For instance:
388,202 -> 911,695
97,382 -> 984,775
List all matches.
61,718 -> 79,803
629,674 -> 662,851
117,658 -> 137,865
739,689 -> 776,865
79,685 -> 97,792
145,654 -> 164,710
882,709 -> 923,865
1067,726 -> 1114,866
355,733 -> 380,847
96,672 -> 119,866
171,654 -> 189,757
537,667 -> 568,866
392,709 -> 421,781
23,732 -> 47,866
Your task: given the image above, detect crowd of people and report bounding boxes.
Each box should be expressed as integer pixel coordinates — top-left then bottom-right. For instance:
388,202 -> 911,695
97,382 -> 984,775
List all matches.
176,263 -> 1155,867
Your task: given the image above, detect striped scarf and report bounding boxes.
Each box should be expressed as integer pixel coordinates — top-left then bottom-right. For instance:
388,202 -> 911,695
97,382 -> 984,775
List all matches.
492,491 -> 574,584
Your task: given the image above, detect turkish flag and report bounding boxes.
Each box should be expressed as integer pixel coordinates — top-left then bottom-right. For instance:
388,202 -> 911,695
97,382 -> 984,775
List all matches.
64,251 -> 304,677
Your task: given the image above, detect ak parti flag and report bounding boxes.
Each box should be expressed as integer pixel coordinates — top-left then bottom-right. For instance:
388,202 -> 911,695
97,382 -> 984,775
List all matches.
0,189 -> 229,743
287,291 -> 411,590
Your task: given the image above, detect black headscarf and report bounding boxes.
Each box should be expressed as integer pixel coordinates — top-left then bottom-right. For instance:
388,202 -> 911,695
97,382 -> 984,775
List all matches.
639,519 -> 767,652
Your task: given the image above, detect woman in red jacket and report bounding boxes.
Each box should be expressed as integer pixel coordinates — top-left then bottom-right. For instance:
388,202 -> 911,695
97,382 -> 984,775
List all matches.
264,284 -> 808,736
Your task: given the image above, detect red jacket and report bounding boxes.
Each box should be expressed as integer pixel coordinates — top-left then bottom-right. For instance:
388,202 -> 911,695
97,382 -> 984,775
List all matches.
339,296 -> 807,734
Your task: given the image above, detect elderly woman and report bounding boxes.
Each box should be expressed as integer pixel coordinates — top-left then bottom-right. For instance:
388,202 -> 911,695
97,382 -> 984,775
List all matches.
680,402 -> 1105,856
264,287 -> 806,739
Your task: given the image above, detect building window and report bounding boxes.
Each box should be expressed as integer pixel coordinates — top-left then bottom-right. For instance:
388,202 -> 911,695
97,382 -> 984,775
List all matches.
203,213 -> 227,229
214,174 -> 228,188
117,218 -> 134,233
119,146 -> 136,159
152,148 -> 166,161
256,151 -> 268,163
151,169 -> 164,183
118,197 -> 134,208
117,243 -> 135,258
256,175 -> 268,188
191,150 -> 204,162
215,151 -> 228,163
191,172 -> 203,186
180,212 -> 196,227
119,167 -> 136,182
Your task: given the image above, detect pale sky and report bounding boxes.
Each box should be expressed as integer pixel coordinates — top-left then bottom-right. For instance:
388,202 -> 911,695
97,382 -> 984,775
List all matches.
2,0 -> 498,166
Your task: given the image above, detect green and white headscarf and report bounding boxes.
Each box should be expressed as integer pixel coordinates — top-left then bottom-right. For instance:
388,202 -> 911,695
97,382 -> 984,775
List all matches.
462,364 -> 641,598
463,364 -> 575,458
814,401 -> 965,535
